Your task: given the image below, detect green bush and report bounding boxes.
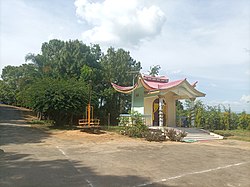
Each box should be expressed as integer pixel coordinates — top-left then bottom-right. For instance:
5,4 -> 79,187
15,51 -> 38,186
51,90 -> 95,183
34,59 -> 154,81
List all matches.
145,129 -> 166,142
120,111 -> 148,138
165,128 -> 187,141
121,123 -> 148,138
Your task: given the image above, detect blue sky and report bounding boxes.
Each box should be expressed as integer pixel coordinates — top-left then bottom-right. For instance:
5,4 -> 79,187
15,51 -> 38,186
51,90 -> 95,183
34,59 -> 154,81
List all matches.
0,0 -> 249,112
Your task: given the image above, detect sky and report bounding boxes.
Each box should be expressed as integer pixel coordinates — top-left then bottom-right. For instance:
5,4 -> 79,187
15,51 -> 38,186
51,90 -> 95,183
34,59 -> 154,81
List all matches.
0,0 -> 250,113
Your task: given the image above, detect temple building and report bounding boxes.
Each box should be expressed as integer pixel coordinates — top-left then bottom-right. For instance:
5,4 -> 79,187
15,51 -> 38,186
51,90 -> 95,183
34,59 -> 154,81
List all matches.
111,74 -> 205,127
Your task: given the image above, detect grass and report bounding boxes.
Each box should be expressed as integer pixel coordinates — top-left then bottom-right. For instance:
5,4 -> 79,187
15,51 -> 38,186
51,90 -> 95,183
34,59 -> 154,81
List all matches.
101,125 -> 125,132
214,129 -> 250,142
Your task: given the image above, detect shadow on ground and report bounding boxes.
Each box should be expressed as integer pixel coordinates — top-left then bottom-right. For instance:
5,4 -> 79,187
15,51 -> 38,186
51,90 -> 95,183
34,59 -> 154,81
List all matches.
0,152 -> 172,187
0,105 -> 51,146
0,105 -> 35,124
0,124 -> 51,146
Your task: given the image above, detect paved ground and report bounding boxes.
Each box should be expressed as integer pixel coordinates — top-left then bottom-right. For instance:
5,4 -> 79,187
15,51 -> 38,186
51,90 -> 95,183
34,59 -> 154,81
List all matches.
1,104 -> 250,187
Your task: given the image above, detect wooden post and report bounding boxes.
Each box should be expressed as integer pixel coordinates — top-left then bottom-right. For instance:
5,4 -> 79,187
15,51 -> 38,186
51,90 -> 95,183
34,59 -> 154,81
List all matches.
108,113 -> 110,129
88,103 -> 91,127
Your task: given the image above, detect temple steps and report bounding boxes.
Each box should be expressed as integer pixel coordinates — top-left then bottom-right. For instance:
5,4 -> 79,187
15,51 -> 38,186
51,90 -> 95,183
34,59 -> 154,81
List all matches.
175,127 -> 223,141
149,127 -> 223,141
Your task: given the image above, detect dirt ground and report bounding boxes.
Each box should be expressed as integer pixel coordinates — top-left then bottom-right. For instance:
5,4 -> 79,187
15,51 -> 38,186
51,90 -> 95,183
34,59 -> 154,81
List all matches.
1,104 -> 250,187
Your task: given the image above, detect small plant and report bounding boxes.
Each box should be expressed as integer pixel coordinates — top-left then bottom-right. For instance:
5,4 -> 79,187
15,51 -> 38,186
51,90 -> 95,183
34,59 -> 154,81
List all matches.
118,115 -> 130,126
165,128 -> 187,141
144,129 -> 166,142
120,111 -> 148,138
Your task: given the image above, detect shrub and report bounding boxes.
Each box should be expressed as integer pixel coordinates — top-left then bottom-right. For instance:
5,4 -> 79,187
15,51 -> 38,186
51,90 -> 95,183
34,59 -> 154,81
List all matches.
120,111 -> 148,138
165,128 -> 187,141
121,123 -> 148,138
145,129 -> 166,142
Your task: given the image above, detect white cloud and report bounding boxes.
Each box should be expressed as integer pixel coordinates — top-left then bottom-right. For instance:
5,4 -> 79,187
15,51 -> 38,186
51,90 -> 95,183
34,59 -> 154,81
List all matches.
171,69 -> 182,74
241,95 -> 250,103
74,0 -> 166,47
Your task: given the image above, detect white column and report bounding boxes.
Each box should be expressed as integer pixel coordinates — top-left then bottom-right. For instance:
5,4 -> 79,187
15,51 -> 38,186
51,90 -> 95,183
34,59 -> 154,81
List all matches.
190,98 -> 195,127
159,97 -> 164,127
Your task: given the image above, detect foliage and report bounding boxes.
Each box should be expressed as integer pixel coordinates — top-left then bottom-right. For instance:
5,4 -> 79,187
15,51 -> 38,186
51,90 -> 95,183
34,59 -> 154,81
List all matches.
17,78 -> 88,126
165,128 -> 187,141
1,39 -> 142,126
25,40 -> 101,79
238,112 -> 250,130
1,64 -> 39,104
144,129 -> 166,142
98,47 -> 141,124
120,111 -> 148,138
0,80 -> 16,104
148,65 -> 161,76
181,100 -> 250,131
118,115 -> 130,126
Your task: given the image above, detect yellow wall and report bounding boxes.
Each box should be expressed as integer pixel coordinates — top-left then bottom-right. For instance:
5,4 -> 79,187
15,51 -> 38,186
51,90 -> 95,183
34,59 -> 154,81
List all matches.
144,97 -> 154,126
144,92 -> 176,126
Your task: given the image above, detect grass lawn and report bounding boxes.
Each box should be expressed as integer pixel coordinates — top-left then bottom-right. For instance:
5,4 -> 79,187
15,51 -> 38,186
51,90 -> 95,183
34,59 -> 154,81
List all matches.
214,129 -> 250,142
101,126 -> 125,132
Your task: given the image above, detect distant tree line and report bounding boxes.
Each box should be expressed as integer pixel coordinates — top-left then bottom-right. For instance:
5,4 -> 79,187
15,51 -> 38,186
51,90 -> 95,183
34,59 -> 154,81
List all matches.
177,100 -> 250,130
0,39 -> 141,126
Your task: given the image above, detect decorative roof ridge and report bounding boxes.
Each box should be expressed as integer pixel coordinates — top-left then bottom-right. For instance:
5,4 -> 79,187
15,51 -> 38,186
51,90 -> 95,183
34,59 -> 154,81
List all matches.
142,74 -> 169,83
158,79 -> 186,89
192,81 -> 198,87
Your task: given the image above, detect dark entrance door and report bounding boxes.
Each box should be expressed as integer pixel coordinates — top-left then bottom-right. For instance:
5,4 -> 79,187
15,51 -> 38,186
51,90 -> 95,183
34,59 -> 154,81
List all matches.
152,99 -> 159,126
152,98 -> 166,126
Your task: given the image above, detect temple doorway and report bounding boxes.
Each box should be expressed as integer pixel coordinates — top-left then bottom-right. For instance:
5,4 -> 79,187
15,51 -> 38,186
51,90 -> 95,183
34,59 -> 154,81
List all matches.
152,98 -> 167,126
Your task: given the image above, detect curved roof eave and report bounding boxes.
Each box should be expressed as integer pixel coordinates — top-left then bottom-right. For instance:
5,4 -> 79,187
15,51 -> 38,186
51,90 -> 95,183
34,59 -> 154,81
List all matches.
111,82 -> 138,94
182,80 -> 206,97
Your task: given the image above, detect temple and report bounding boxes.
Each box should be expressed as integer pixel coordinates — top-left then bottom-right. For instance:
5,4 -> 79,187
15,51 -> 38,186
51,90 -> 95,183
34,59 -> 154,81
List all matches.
111,74 -> 205,127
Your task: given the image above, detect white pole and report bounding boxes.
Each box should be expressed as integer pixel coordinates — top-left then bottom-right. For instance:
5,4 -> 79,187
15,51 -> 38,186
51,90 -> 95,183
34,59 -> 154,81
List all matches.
159,97 -> 164,127
190,98 -> 195,127
131,74 -> 135,112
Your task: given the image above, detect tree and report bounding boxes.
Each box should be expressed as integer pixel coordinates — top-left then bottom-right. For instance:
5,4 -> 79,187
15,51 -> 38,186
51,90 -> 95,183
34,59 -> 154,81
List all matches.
25,39 -> 101,79
148,65 -> 161,76
0,80 -> 16,104
99,47 -> 141,124
17,78 -> 89,126
238,112 -> 250,130
1,64 -> 39,104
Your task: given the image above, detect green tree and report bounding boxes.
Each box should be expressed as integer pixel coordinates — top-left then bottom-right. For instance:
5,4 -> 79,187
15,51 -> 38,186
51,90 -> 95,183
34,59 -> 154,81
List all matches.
0,80 -> 16,104
238,112 -> 250,130
1,64 -> 39,104
25,39 -> 101,79
99,47 -> 141,124
17,78 -> 89,126
148,65 -> 161,76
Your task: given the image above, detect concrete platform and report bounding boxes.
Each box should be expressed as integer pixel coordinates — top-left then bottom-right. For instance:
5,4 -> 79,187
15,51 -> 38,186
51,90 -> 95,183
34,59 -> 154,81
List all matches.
149,126 -> 223,141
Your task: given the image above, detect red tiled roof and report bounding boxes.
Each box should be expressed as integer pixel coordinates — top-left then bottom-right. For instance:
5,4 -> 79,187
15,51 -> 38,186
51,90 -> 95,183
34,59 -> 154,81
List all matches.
143,79 -> 184,90
111,74 -> 205,97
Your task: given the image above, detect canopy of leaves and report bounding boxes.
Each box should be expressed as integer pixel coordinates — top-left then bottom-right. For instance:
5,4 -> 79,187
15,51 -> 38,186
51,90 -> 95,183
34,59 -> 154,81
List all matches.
17,78 -> 88,126
178,100 -> 250,130
1,39 -> 141,126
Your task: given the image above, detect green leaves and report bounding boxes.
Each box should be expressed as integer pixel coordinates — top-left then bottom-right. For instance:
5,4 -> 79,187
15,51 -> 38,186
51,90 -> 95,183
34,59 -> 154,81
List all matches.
17,78 -> 88,126
181,100 -> 250,130
1,39 -> 142,126
148,65 -> 161,76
